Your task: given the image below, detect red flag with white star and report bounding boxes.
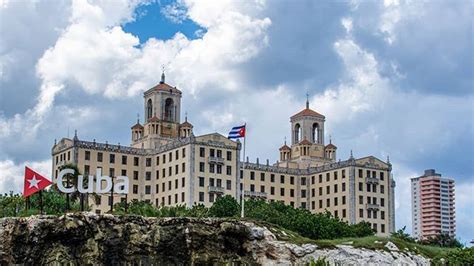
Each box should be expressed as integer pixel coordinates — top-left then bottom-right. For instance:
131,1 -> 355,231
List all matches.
23,166 -> 52,197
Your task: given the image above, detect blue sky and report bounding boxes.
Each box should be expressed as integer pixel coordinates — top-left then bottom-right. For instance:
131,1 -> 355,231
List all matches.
0,0 -> 472,244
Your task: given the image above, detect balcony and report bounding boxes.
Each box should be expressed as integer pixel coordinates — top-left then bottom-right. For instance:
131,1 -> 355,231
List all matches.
365,177 -> 379,185
208,186 -> 225,194
366,203 -> 380,210
208,156 -> 225,165
244,190 -> 267,199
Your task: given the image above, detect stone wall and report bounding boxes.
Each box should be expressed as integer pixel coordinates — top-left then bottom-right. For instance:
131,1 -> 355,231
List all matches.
0,213 -> 430,265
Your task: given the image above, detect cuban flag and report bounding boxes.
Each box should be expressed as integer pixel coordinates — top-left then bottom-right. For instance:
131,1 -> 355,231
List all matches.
228,124 -> 246,139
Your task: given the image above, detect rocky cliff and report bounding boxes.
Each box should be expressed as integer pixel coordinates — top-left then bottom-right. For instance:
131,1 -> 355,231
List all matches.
0,213 -> 430,265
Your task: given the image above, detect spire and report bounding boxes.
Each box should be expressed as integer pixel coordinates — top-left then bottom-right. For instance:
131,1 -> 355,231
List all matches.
73,129 -> 78,141
185,111 -> 188,122
137,113 -> 140,124
387,155 -> 391,164
350,150 -> 354,159
160,65 -> 165,84
329,135 -> 332,144
284,136 -> 287,145
306,91 -> 309,109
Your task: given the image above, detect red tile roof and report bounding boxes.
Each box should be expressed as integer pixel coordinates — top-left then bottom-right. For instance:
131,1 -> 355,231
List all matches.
291,108 -> 325,119
150,82 -> 182,94
181,121 -> 193,127
131,123 -> 143,130
325,143 -> 337,149
148,116 -> 160,123
279,144 -> 291,151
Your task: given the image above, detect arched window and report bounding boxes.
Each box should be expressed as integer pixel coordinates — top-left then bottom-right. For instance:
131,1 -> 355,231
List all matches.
312,123 -> 319,143
164,98 -> 174,122
294,124 -> 301,143
147,99 -> 153,121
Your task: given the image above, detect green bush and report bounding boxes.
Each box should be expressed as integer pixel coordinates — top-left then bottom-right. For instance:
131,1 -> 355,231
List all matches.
420,233 -> 463,248
209,195 -> 240,217
391,226 -> 415,243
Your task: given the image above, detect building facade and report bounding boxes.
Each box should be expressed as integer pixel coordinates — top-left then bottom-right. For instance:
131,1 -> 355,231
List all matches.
52,75 -> 396,236
411,169 -> 456,240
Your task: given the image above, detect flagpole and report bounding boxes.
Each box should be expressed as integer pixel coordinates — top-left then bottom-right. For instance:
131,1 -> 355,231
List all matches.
39,190 -> 43,215
241,123 -> 246,218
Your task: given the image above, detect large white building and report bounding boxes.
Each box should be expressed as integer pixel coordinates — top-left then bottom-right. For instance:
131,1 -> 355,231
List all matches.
52,74 -> 396,236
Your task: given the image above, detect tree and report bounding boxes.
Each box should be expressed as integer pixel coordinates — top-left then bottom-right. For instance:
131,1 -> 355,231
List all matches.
209,195 -> 240,217
421,233 -> 463,248
391,226 -> 415,243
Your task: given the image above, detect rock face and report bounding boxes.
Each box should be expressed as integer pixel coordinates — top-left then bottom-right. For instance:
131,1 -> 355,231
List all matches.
0,214 -> 430,265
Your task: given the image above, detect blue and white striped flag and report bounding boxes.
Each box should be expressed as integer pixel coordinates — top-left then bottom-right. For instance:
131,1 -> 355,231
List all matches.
228,125 -> 246,139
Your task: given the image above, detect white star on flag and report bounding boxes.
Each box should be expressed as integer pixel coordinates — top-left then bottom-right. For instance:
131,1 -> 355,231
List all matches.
28,175 -> 41,189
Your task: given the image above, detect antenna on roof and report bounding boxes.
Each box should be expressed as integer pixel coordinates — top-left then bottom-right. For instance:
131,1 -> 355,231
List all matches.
160,64 -> 165,84
306,91 -> 310,109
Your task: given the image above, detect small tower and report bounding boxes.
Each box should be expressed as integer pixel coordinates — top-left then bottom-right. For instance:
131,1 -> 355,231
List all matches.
279,138 -> 291,161
131,115 -> 144,142
324,137 -> 337,161
180,113 -> 193,138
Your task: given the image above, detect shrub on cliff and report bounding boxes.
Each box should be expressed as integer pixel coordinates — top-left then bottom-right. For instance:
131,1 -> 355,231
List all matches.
209,195 -> 240,217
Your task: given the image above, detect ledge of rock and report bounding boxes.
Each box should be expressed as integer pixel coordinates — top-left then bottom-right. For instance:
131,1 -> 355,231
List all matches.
0,213 -> 430,265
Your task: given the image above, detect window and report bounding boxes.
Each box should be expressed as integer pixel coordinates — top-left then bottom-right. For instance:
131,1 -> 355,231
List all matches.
381,224 -> 385,233
200,147 -> 205,157
359,208 -> 363,218
162,154 -> 166,164
210,149 -> 215,157
367,210 -> 372,218
342,196 -> 346,205
199,162 -> 205,172
280,188 -> 285,196
122,155 -> 127,165
290,189 -> 294,197
168,152 -> 172,162
380,185 -> 385,194
162,169 -> 166,178
226,151 -> 232,161
373,184 -> 377,193
334,184 -> 338,193
145,185 -> 151,194
250,171 -> 255,180
358,169 -> 363,178
199,192 -> 204,202
326,198 -> 330,207
182,148 -> 186,158
301,177 -> 306,186
121,169 -> 126,176
271,174 -> 275,182
175,165 -> 179,175
209,178 -> 215,187
199,177 -> 204,187
312,201 -> 315,210
359,196 -> 363,204
334,210 -> 338,217
260,173 -> 265,182
209,193 -> 215,203
301,190 -> 306,198
319,174 -> 322,183
319,187 -> 323,196
380,172 -> 384,181
168,167 -> 172,176
334,197 -> 338,206
85,151 -> 90,160
146,158 -> 151,167
381,198 -> 385,207
145,171 -> 151,180
342,169 -> 346,178
311,176 -> 315,184
181,192 -> 185,202
359,182 -> 363,191
133,171 -> 138,180
209,164 -> 215,173
290,176 -> 294,185
182,177 -> 185,187
372,223 -> 377,232
342,182 -> 346,192
311,188 -> 315,197
133,185 -> 138,194
175,179 -> 178,189
226,166 -> 232,175
334,171 -> 338,180
156,184 -> 159,193
182,163 -> 186,173
175,150 -> 179,160
109,154 -> 115,164
156,156 -> 160,165
319,200 -> 323,208
226,180 -> 232,190
326,173 -> 330,182
134,157 -> 139,166
326,186 -> 330,194
342,209 -> 347,218
270,187 -> 275,195
260,185 -> 265,193
216,149 -> 222,158
367,183 -> 371,192
381,211 -> 385,220
280,175 -> 285,184
97,152 -> 103,162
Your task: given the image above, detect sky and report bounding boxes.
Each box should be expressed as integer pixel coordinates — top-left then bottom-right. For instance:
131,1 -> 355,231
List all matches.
0,0 -> 472,244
